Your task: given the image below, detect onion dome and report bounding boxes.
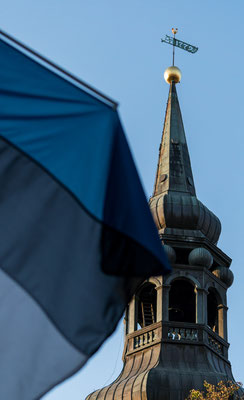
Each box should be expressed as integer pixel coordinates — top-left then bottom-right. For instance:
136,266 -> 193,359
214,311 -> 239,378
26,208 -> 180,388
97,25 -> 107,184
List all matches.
212,266 -> 234,288
149,75 -> 221,244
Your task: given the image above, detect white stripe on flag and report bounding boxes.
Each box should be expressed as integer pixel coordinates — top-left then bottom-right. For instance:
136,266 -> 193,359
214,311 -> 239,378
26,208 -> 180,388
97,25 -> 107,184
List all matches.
0,269 -> 87,400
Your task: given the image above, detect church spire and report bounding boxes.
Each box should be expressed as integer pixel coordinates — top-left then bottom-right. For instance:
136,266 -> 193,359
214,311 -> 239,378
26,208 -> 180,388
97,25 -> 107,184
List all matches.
153,80 -> 196,197
150,67 -> 221,245
85,36 -> 240,400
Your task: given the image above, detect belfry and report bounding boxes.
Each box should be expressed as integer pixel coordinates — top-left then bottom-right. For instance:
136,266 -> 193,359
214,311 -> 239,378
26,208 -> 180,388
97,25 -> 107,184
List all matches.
86,62 -> 240,399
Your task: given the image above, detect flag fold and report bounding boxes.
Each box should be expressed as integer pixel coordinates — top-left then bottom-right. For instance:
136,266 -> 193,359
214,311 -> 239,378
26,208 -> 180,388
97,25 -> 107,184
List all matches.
0,34 -> 170,400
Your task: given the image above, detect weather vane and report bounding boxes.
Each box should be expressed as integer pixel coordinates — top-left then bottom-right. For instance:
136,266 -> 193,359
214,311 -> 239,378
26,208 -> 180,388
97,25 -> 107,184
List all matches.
161,28 -> 198,66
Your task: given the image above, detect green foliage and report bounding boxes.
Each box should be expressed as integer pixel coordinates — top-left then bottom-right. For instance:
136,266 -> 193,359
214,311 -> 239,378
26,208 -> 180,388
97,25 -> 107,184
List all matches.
186,380 -> 243,400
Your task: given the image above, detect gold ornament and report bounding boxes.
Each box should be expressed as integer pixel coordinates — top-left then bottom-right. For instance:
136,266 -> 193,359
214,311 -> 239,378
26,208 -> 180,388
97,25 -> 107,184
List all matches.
164,66 -> 182,84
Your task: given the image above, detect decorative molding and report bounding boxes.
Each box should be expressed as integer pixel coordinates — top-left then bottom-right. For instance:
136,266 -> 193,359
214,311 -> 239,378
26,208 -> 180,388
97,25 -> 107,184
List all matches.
217,304 -> 228,311
164,271 -> 201,288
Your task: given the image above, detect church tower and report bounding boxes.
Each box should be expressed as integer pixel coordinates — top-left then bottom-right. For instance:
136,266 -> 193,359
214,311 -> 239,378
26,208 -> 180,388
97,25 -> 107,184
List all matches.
86,65 -> 238,399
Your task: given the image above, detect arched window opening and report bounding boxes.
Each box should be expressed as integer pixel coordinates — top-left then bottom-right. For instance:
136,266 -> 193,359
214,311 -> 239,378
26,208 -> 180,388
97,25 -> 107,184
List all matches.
169,280 -> 196,323
136,284 -> 157,329
207,289 -> 218,333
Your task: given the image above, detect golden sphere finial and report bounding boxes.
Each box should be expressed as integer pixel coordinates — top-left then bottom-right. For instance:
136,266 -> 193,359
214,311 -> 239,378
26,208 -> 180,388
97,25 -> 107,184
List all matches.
164,66 -> 182,84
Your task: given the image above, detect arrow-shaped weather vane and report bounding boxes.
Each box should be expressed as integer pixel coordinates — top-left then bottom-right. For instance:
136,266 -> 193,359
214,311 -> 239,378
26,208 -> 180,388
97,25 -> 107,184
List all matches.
161,28 -> 198,66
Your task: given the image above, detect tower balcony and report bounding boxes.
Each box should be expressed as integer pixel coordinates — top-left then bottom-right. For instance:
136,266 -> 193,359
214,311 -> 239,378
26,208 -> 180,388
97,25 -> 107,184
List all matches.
124,321 -> 229,361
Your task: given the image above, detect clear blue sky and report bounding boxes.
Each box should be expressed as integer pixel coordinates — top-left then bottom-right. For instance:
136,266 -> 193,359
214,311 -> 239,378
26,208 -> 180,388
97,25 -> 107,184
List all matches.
1,1 -> 244,398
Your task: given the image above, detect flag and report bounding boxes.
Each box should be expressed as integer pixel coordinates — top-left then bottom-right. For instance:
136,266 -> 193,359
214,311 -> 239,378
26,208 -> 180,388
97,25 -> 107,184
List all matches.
0,31 -> 171,399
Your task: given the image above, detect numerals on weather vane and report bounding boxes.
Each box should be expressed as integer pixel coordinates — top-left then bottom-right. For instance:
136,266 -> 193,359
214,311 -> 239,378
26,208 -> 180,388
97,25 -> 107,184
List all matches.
161,28 -> 198,65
